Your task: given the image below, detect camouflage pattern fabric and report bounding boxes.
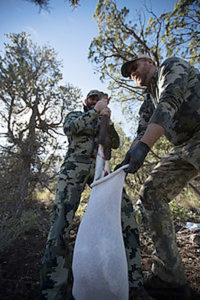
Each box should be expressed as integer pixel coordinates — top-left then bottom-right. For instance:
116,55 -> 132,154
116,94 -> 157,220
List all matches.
63,108 -> 120,159
140,132 -> 200,284
121,188 -> 143,288
40,159 -> 96,300
135,57 -> 200,285
40,107 -> 143,299
135,57 -> 200,146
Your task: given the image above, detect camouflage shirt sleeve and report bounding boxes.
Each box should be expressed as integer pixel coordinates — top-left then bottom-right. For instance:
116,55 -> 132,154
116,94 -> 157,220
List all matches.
63,109 -> 98,135
135,92 -> 154,140
149,57 -> 190,131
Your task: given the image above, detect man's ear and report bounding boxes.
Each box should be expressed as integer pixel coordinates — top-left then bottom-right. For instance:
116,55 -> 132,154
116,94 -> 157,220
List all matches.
148,58 -> 154,65
84,99 -> 87,105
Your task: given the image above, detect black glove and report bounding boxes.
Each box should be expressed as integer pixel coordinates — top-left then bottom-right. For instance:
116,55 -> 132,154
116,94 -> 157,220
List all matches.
115,141 -> 150,173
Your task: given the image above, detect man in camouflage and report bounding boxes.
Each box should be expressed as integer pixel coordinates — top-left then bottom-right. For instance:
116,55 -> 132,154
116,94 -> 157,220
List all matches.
120,54 -> 200,299
40,89 -> 151,299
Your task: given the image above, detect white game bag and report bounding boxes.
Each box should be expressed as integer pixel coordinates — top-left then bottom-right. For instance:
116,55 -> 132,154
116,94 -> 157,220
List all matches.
72,158 -> 129,300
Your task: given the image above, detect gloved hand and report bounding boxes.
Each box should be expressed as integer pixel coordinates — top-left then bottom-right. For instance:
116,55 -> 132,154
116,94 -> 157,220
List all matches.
115,141 -> 150,173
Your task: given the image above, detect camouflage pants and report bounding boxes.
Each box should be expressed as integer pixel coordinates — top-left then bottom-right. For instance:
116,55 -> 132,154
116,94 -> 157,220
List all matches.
40,158 -> 142,299
140,133 -> 200,285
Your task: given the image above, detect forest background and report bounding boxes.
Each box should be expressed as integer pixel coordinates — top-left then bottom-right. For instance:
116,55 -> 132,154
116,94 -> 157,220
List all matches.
0,0 -> 199,299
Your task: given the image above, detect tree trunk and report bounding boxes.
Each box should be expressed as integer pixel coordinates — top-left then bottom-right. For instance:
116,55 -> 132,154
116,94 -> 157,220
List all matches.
15,99 -> 39,217
15,158 -> 31,217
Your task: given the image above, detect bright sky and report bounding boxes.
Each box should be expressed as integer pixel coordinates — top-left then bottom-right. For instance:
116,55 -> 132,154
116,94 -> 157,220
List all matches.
0,0 -> 177,136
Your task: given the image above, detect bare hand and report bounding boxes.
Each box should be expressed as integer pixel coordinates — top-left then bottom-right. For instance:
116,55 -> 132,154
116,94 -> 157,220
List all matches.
94,99 -> 108,113
99,107 -> 111,118
99,92 -> 110,103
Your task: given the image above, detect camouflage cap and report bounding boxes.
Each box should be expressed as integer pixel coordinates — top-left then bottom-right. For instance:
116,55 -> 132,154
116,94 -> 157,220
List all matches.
86,90 -> 100,99
121,54 -> 152,78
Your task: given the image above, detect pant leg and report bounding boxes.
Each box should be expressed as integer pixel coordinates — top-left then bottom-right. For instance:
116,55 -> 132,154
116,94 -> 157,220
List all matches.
140,153 -> 198,285
121,188 -> 143,288
40,160 -> 94,300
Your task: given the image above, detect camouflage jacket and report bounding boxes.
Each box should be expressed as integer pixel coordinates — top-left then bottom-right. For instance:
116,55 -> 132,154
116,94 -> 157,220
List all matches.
135,57 -> 200,146
63,108 -> 120,161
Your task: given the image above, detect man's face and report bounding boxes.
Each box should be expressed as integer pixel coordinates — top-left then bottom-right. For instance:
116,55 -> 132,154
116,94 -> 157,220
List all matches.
86,94 -> 99,108
127,59 -> 152,87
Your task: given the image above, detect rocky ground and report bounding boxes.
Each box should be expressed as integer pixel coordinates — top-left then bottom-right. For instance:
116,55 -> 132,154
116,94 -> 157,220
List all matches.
0,210 -> 200,300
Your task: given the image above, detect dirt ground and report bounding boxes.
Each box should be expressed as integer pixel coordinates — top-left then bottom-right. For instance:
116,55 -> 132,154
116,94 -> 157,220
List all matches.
0,211 -> 200,300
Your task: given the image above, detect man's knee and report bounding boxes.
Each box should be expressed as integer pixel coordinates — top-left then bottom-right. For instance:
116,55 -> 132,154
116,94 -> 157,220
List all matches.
139,177 -> 171,206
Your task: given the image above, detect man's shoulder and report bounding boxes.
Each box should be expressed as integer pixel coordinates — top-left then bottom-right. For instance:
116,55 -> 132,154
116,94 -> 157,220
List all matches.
161,56 -> 190,69
66,110 -> 83,118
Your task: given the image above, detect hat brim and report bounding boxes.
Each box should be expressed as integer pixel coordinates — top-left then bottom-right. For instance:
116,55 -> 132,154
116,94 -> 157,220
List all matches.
121,60 -> 137,78
121,54 -> 152,78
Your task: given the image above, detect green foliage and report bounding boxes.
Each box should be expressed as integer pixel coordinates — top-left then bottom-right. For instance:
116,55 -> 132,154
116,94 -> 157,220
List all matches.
26,0 -> 80,10
134,209 -> 143,225
0,32 -> 82,214
75,185 -> 91,218
162,0 -> 200,64
89,0 -> 199,114
0,209 -> 44,252
169,200 -> 186,220
176,183 -> 200,211
89,0 -> 165,100
0,150 -> 23,213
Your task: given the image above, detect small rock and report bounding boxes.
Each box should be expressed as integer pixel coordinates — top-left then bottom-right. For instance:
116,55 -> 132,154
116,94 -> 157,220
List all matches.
190,233 -> 200,246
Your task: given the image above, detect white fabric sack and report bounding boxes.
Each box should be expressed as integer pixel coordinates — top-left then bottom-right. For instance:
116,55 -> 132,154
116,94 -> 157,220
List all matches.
72,165 -> 129,300
93,145 -> 110,181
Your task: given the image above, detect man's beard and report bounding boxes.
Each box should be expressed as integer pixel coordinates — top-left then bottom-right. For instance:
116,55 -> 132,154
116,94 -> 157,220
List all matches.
86,99 -> 96,109
136,73 -> 148,87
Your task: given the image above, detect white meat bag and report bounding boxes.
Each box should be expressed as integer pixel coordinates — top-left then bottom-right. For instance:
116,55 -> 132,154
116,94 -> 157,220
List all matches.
72,164 -> 129,300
